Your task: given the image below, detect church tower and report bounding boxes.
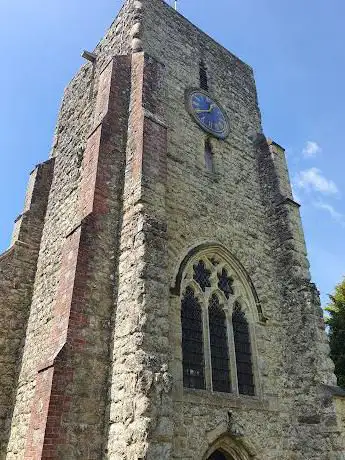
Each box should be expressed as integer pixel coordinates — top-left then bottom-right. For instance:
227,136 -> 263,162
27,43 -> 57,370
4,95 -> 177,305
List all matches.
1,0 -> 345,458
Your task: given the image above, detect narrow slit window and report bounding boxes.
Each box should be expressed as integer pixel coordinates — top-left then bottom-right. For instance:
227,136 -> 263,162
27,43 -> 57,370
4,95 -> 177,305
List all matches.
209,294 -> 231,393
181,286 -> 205,389
205,139 -> 214,172
199,61 -> 209,91
232,303 -> 255,396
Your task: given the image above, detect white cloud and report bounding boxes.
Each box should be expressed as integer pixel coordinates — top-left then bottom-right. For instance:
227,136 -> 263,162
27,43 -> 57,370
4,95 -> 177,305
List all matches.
295,167 -> 338,195
302,141 -> 321,158
291,184 -> 302,204
313,201 -> 345,227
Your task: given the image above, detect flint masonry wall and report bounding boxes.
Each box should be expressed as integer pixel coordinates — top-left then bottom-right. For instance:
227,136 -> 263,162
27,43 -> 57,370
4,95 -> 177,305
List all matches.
6,58 -> 94,460
0,160 -> 54,459
5,1 -> 137,458
135,1 -> 342,458
105,51 -> 172,459
140,3 -> 289,457
2,0 -> 344,458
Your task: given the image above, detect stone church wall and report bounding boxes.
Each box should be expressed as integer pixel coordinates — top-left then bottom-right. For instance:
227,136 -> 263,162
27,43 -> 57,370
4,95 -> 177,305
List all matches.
4,1 -> 137,457
6,61 -> 93,460
138,1 -> 343,458
0,160 -> 54,459
1,0 -> 344,458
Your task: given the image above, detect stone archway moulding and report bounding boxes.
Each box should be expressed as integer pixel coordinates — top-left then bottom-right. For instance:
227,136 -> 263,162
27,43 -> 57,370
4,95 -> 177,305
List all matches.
170,241 -> 266,322
202,435 -> 253,460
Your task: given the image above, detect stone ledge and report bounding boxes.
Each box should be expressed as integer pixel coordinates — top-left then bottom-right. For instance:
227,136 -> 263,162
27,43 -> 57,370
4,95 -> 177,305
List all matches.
14,210 -> 29,224
277,196 -> 301,208
179,388 -> 278,412
29,158 -> 55,176
143,108 -> 167,128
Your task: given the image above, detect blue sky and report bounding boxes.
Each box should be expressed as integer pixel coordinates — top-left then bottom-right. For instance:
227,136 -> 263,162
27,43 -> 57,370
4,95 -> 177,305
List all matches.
0,0 -> 344,305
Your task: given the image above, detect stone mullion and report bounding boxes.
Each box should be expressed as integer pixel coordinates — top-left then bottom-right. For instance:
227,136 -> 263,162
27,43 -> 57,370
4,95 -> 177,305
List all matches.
203,289 -> 212,391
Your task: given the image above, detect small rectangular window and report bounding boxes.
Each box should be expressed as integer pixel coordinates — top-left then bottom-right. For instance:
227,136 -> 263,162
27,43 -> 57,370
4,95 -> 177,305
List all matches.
200,61 -> 209,91
205,139 -> 214,172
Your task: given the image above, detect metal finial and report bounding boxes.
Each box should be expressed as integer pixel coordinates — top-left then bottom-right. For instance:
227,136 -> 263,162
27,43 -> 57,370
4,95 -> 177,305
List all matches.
174,0 -> 178,10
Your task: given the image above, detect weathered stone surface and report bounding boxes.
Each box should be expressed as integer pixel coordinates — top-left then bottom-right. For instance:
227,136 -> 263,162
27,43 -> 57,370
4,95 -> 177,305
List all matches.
0,159 -> 54,460
1,0 -> 345,458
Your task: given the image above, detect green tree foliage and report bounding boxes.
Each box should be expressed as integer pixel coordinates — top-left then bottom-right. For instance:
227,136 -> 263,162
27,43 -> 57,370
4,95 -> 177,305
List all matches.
326,278 -> 345,388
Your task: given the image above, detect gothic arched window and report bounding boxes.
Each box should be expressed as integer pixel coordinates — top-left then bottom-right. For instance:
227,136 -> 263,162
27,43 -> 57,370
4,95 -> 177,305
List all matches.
232,302 -> 255,396
179,249 -> 259,397
209,294 -> 231,393
181,286 -> 205,389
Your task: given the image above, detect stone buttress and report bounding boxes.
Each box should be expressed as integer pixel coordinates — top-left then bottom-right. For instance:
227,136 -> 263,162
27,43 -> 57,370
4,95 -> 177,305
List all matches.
1,0 -> 345,459
0,160 -> 54,459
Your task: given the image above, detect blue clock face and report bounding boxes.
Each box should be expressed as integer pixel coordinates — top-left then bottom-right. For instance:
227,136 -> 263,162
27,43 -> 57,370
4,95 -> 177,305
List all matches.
186,90 -> 229,139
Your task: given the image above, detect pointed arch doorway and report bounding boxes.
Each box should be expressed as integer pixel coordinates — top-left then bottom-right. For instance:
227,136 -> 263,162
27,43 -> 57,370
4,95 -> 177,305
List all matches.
208,450 -> 233,460
203,435 -> 252,460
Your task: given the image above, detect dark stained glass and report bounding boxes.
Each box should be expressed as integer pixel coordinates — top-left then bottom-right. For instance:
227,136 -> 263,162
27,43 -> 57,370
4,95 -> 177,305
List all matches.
232,303 -> 255,396
193,260 -> 211,291
209,294 -> 231,393
181,286 -> 205,389
217,268 -> 234,299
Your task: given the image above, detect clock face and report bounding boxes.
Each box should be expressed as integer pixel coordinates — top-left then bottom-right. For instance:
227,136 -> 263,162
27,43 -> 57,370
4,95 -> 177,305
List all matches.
186,89 -> 229,139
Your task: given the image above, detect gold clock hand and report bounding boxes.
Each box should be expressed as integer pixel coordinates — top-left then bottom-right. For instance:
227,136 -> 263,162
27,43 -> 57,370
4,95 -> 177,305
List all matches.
195,104 -> 215,113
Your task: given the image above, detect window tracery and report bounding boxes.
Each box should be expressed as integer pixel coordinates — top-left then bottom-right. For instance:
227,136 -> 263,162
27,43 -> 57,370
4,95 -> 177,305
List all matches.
218,268 -> 234,299
193,259 -> 211,291
180,251 -> 258,396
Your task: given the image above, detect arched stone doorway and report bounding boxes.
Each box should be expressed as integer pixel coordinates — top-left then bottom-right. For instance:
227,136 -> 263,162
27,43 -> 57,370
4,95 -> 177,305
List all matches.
203,434 -> 252,460
208,450 -> 233,460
